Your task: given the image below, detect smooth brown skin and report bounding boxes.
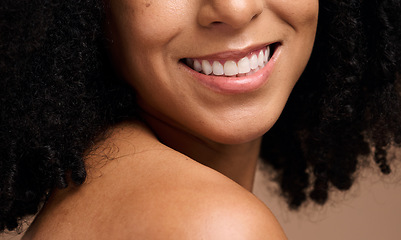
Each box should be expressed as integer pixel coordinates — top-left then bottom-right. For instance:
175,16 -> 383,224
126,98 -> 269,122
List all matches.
24,123 -> 286,239
24,0 -> 318,238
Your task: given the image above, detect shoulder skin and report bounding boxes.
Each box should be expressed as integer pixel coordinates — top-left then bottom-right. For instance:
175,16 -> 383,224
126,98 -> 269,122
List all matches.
23,122 -> 287,240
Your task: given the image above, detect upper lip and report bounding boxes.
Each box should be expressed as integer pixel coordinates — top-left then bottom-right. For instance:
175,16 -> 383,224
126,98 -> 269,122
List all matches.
183,42 -> 276,61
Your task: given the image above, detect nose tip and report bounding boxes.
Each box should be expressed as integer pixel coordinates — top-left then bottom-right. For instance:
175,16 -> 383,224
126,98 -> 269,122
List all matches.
197,0 -> 263,30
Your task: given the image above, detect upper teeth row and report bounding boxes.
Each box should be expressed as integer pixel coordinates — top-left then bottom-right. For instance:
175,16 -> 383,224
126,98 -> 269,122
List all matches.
188,46 -> 270,77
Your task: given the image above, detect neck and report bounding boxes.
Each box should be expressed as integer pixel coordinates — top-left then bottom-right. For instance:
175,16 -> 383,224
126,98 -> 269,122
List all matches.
142,115 -> 261,191
192,139 -> 261,191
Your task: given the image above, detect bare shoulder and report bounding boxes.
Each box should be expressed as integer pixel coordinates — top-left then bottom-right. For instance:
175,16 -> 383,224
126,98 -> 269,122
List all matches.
111,155 -> 287,239
23,123 -> 286,239
147,171 -> 288,240
116,134 -> 287,238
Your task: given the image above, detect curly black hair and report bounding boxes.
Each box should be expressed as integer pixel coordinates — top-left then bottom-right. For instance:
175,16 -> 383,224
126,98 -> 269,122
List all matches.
261,0 -> 401,207
1,0 -> 401,232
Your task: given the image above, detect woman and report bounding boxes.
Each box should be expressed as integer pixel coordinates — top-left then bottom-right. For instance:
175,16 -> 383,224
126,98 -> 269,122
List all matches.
1,0 -> 400,239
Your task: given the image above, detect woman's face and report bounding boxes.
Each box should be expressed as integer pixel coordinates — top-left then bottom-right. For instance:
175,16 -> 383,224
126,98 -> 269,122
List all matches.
107,0 -> 318,145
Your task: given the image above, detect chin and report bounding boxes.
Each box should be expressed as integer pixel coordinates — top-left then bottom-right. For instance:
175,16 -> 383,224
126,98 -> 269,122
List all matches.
202,121 -> 275,145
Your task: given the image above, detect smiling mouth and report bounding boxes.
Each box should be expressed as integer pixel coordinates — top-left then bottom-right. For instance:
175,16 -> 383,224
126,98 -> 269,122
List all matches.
181,43 -> 279,77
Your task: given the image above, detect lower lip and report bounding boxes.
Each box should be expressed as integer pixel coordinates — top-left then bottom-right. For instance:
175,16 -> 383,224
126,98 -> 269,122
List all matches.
184,46 -> 281,94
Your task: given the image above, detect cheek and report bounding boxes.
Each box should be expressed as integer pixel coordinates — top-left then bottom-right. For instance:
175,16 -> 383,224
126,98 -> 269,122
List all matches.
269,0 -> 319,29
107,0 -> 189,90
109,0 -> 189,47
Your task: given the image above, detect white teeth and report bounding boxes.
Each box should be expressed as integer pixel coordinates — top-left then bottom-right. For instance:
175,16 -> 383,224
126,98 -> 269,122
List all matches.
238,57 -> 250,74
264,50 -> 268,63
258,50 -> 264,67
190,46 -> 272,77
212,61 -> 224,75
224,60 -> 238,76
249,54 -> 258,70
202,60 -> 212,75
265,46 -> 270,62
194,60 -> 202,72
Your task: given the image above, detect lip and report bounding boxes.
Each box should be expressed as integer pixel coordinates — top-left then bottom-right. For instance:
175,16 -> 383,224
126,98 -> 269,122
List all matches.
188,43 -> 274,61
183,44 -> 281,94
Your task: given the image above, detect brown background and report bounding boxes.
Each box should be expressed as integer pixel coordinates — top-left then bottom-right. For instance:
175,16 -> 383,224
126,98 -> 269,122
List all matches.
254,157 -> 401,240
